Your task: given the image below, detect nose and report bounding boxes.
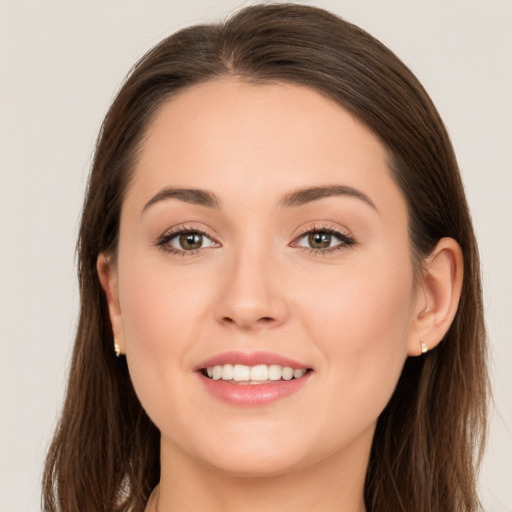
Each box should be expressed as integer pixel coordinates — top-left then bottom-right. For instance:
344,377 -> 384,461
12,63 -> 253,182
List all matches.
214,244 -> 290,331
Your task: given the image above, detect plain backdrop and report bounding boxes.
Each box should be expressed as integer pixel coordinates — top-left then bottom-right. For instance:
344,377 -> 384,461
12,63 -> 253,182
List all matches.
1,1 -> 511,511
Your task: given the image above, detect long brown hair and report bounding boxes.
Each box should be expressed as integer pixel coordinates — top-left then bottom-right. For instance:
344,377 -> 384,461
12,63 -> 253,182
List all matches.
42,4 -> 488,511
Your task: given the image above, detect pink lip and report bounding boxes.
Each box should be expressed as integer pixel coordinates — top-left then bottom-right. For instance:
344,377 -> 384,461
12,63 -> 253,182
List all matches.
196,350 -> 310,371
195,351 -> 313,406
198,372 -> 312,406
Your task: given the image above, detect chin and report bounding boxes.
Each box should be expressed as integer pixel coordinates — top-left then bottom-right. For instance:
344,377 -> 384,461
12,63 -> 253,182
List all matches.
204,449 -> 308,478
186,425 -> 320,478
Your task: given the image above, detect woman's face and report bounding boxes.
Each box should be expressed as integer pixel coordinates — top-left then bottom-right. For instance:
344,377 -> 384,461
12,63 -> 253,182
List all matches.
105,78 -> 423,477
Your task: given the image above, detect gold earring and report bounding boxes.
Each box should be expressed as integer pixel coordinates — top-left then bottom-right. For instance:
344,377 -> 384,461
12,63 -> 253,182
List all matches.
114,341 -> 121,357
420,341 -> 429,354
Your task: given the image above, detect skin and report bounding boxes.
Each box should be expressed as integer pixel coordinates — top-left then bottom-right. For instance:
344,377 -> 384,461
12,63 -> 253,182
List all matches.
98,78 -> 463,512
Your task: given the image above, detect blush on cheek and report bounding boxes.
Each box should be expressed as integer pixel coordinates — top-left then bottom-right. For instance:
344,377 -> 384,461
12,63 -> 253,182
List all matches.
299,261 -> 413,418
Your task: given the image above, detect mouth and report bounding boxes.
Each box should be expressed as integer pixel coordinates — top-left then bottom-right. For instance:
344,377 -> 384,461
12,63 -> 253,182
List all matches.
196,351 -> 314,405
200,363 -> 312,384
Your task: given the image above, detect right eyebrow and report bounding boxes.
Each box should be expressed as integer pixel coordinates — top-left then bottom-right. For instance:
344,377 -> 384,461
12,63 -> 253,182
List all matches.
142,187 -> 221,214
279,184 -> 377,211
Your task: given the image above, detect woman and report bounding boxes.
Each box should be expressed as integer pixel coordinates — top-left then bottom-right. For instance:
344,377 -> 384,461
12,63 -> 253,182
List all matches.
42,4 -> 488,511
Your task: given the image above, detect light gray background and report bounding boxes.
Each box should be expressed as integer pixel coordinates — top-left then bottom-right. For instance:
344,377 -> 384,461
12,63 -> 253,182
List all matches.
1,1 -> 511,511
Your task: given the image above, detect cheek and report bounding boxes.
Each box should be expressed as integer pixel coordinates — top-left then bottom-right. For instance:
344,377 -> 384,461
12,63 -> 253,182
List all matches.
297,251 -> 415,420
117,241 -> 213,352
115,248 -> 213,421
119,271 -> 181,356
301,250 -> 414,342
321,268 -> 413,349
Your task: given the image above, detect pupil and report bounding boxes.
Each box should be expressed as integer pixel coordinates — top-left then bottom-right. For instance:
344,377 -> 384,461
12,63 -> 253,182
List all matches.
180,233 -> 202,250
309,232 -> 331,249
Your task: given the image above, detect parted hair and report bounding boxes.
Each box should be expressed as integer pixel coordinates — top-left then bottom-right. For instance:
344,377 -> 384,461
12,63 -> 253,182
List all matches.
42,4 -> 488,511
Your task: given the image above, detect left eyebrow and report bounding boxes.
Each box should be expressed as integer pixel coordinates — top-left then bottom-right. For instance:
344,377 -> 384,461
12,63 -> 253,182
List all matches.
279,185 -> 377,211
142,187 -> 221,213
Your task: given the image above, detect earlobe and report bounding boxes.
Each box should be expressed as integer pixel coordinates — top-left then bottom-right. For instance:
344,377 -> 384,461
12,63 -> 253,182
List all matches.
408,237 -> 464,356
97,253 -> 125,356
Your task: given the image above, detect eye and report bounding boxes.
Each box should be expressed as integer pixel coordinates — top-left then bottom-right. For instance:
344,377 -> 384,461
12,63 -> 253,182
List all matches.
303,232 -> 336,250
157,228 -> 218,254
292,227 -> 355,253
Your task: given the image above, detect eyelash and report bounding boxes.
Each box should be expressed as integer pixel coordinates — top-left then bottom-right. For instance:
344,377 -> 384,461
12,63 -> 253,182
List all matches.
155,225 -> 218,256
155,224 -> 355,256
292,224 -> 355,256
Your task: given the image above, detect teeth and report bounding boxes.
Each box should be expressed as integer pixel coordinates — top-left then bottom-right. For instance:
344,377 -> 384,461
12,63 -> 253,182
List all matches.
250,364 -> 268,381
268,365 -> 282,380
222,364 -> 234,380
204,364 -> 308,382
212,365 -> 222,380
282,367 -> 294,380
293,368 -> 305,379
233,364 -> 250,381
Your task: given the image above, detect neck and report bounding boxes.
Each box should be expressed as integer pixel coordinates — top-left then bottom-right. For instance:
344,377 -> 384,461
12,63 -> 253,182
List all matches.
151,432 -> 371,512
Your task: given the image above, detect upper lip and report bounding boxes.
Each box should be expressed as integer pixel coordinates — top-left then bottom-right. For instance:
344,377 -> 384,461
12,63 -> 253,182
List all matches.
195,351 -> 311,371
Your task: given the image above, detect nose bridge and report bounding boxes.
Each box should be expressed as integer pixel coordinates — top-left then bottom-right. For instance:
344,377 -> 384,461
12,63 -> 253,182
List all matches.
215,232 -> 288,329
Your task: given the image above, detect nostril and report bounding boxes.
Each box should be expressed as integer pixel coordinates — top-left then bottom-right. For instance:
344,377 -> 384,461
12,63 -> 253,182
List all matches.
222,316 -> 274,324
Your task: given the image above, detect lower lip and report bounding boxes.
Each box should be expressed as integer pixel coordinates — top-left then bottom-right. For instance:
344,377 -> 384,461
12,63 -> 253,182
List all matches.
198,372 -> 311,406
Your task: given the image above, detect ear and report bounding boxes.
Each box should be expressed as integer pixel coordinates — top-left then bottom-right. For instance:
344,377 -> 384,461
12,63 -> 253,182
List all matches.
97,252 -> 125,355
407,237 -> 464,356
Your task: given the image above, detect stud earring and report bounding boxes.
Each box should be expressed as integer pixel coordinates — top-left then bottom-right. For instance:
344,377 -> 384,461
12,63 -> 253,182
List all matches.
114,340 -> 121,357
420,341 -> 429,354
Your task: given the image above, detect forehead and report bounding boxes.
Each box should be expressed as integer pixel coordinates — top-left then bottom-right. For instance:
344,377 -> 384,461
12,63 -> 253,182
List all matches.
127,77 -> 405,218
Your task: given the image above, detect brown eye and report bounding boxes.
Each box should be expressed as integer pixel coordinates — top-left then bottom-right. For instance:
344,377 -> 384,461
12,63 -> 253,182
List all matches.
160,230 -> 218,253
293,228 -> 354,253
308,232 -> 332,249
179,232 -> 203,250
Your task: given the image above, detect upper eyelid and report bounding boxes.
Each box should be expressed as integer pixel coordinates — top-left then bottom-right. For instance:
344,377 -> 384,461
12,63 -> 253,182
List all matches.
156,222 -> 354,248
290,223 -> 356,249
160,224 -> 220,240
155,228 -> 219,257
294,223 -> 352,238
155,226 -> 221,253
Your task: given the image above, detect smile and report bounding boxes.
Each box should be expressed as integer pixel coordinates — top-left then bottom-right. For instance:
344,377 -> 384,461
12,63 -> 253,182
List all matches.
203,364 -> 309,383
197,352 -> 313,405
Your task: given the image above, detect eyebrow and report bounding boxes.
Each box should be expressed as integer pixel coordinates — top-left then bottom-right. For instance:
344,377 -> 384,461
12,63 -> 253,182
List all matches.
279,185 -> 377,210
142,184 -> 376,213
142,187 -> 220,212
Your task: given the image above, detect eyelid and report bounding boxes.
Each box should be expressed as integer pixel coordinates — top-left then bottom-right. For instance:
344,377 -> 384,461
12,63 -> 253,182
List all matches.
296,222 -> 350,236
290,223 -> 356,253
155,224 -> 221,255
155,222 -> 355,256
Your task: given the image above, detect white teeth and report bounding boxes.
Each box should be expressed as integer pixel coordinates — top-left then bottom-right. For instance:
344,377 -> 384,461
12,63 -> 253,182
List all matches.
233,364 -> 251,381
268,365 -> 282,380
212,365 -> 222,380
282,367 -> 294,380
204,363 -> 309,382
293,368 -> 306,379
221,364 -> 234,380
250,364 -> 268,381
